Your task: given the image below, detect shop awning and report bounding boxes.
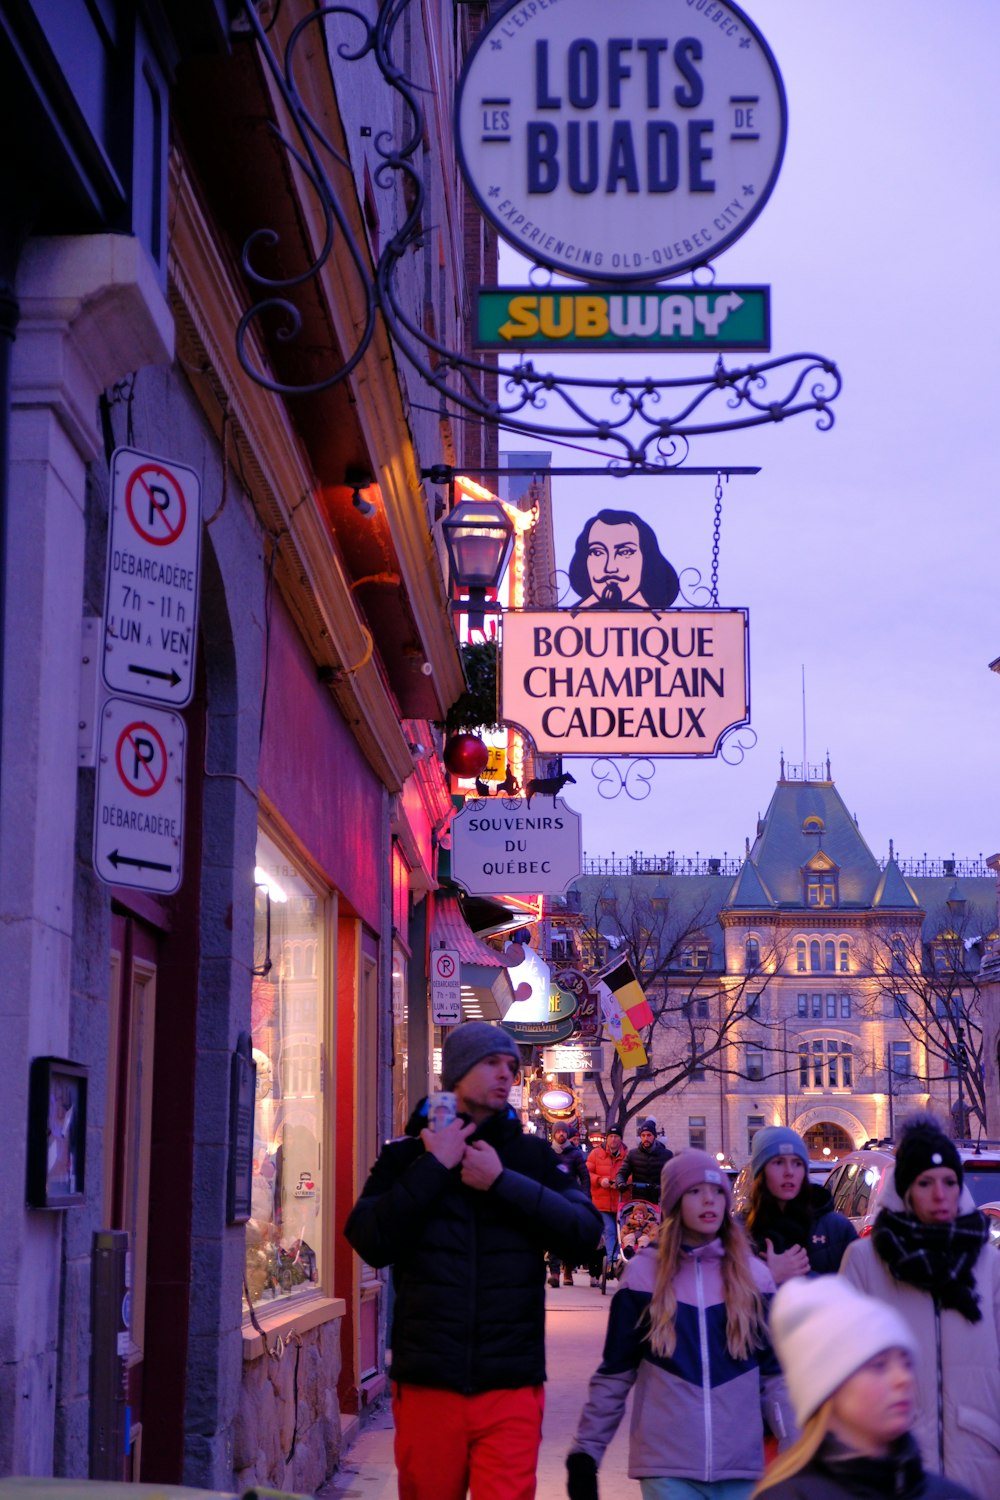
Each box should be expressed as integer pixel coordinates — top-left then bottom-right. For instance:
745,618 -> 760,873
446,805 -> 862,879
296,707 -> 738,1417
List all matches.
432,892 -> 515,1020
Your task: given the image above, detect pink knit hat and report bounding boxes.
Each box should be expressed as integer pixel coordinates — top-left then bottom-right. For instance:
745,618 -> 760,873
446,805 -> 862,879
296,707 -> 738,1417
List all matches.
660,1148 -> 733,1216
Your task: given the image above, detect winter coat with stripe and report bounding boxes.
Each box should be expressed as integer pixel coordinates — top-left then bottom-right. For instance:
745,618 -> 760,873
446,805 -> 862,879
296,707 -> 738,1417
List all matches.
570,1238 -> 795,1481
344,1102 -> 602,1393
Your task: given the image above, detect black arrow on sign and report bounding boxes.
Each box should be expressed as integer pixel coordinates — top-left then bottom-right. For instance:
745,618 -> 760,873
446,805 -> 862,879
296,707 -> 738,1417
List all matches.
108,849 -> 174,873
128,664 -> 182,687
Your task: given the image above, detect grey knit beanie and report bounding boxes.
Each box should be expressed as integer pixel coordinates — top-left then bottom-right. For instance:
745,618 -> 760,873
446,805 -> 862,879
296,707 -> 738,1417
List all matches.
750,1125 -> 810,1179
441,1021 -> 521,1090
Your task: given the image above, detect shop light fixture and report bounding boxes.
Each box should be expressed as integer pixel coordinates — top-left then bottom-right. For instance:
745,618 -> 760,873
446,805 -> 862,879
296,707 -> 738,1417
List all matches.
442,495 -> 515,628
346,464 -> 377,518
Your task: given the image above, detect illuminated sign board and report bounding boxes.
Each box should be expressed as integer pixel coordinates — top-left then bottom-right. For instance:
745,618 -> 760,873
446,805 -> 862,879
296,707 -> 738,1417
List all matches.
500,609 -> 749,757
476,286 -> 770,351
455,0 -> 786,283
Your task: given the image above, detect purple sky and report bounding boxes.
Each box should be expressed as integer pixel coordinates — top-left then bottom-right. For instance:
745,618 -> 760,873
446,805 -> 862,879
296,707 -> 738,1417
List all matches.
495,2 -> 1000,866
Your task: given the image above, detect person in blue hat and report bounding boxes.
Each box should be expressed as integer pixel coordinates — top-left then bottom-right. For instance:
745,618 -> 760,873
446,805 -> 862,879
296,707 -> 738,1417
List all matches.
742,1126 -> 856,1283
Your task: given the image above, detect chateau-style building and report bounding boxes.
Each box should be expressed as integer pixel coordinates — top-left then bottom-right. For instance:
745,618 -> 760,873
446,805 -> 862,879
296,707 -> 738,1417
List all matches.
546,762 -> 997,1162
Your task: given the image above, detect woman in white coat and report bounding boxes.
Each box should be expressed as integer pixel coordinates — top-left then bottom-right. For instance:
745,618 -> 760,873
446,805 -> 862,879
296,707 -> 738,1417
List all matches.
840,1113 -> 1000,1499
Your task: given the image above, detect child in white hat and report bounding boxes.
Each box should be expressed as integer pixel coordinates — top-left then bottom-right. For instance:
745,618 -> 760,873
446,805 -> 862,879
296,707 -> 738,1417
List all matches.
756,1276 -> 978,1499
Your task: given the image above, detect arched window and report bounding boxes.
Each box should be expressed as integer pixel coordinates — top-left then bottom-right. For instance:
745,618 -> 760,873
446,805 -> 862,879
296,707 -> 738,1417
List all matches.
745,936 -> 760,972
802,815 -> 824,835
810,939 -> 821,971
839,939 -> 850,973
796,940 -> 807,973
824,939 -> 836,972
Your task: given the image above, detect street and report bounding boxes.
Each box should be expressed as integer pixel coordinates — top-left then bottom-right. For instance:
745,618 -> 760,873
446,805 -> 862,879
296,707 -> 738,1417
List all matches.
319,1280 -> 632,1500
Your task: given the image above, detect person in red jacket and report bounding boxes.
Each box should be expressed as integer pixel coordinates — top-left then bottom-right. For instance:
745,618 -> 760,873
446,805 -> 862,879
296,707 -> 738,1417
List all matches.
587,1127 -> 627,1274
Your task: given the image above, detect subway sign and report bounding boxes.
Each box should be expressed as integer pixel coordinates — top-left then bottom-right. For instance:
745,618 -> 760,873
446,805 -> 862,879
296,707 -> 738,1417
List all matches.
476,285 -> 770,350
455,0 -> 786,283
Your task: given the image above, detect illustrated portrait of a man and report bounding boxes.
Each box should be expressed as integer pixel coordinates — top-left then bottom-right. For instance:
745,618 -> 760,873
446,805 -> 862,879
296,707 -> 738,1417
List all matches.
568,508 -> 679,609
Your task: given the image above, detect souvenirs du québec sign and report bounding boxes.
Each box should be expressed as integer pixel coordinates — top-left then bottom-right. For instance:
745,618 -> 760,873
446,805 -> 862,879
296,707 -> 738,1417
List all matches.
455,0 -> 786,283
451,796 -> 583,895
502,609 -> 749,756
476,286 -> 770,351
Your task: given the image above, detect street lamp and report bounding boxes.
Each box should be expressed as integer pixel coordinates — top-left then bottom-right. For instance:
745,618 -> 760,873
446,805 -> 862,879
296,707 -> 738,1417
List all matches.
442,496 -> 515,628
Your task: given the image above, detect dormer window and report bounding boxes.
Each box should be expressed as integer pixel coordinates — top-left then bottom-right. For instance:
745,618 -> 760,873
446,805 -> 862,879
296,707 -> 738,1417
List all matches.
681,937 -> 710,972
806,871 -> 838,906
803,850 -> 839,907
802,815 -> 824,835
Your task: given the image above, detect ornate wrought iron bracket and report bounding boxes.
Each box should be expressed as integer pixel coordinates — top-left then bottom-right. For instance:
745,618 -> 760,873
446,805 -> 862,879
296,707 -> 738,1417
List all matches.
232,0 -> 842,467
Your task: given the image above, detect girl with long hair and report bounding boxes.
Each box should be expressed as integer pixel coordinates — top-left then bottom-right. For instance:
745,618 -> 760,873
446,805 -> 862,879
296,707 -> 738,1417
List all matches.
742,1127 -> 856,1284
841,1113 -> 1000,1497
567,1149 -> 794,1500
756,1276 -> 977,1500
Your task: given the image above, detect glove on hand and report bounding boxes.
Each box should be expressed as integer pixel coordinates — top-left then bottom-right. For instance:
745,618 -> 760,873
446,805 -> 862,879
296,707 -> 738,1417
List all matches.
566,1451 -> 599,1500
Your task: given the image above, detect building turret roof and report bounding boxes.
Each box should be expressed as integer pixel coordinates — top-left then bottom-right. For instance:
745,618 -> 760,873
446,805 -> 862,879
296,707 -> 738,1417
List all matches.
872,856 -> 921,909
725,857 -> 775,909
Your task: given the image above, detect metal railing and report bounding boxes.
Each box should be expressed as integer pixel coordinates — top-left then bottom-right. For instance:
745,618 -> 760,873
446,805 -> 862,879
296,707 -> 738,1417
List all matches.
580,853 -> 994,879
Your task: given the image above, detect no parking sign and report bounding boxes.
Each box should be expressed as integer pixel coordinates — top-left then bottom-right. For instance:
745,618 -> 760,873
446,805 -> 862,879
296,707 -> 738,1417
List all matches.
102,447 -> 202,707
94,697 -> 186,893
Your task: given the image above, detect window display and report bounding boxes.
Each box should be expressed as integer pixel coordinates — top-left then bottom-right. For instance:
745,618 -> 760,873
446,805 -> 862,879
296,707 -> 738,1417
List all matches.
245,828 -> 326,1306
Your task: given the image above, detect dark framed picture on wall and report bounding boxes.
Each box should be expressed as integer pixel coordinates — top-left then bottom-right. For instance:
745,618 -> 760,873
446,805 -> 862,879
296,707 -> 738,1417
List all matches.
26,1057 -> 88,1209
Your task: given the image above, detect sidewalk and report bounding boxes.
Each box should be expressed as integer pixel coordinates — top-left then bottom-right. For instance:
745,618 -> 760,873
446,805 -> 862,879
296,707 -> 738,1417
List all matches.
319,1279 -> 631,1500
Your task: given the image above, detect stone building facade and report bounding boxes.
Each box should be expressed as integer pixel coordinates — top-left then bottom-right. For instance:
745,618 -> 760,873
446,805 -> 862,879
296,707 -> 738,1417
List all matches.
546,763 -> 997,1162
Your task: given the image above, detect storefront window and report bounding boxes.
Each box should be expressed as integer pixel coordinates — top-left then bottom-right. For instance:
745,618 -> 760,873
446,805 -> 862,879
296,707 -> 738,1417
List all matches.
245,828 -> 326,1307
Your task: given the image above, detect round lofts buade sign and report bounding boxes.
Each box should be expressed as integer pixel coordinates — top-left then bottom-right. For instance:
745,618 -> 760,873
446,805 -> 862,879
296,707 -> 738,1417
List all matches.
455,0 -> 786,283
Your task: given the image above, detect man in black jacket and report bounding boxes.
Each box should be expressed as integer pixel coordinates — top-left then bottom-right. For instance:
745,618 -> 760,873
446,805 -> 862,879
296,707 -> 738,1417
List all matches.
344,1020 -> 601,1500
614,1117 -> 672,1205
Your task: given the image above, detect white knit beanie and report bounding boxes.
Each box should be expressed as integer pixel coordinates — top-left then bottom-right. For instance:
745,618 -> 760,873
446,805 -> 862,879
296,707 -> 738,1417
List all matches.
769,1276 -> 918,1427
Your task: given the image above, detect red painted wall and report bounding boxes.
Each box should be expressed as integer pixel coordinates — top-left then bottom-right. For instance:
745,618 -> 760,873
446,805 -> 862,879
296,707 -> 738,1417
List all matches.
259,593 -> 383,928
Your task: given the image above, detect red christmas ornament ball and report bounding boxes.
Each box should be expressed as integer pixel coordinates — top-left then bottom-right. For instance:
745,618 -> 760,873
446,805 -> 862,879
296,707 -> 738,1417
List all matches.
443,733 -> 490,777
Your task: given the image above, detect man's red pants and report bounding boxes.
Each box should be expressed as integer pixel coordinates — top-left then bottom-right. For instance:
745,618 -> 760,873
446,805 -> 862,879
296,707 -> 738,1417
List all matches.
392,1382 -> 545,1500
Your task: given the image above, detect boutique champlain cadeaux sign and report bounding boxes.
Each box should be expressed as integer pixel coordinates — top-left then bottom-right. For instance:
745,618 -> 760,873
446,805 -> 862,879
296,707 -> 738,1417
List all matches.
455,0 -> 786,283
501,506 -> 749,755
502,609 -> 748,755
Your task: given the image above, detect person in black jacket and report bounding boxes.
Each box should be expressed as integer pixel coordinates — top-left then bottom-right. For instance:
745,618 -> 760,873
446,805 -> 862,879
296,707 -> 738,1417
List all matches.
614,1118 -> 672,1205
344,1020 -> 601,1500
755,1276 -> 977,1500
547,1123 -> 594,1288
742,1126 -> 856,1282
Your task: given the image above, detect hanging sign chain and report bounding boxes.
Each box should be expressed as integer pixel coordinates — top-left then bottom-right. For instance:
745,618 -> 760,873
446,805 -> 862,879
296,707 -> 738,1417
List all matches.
710,473 -> 724,606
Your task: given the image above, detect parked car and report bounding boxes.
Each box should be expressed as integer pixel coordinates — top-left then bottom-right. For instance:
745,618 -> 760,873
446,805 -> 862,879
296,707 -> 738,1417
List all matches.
824,1141 -> 1000,1237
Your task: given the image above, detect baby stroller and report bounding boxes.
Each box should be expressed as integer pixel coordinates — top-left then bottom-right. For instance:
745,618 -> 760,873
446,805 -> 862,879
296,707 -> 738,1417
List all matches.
600,1195 -> 662,1294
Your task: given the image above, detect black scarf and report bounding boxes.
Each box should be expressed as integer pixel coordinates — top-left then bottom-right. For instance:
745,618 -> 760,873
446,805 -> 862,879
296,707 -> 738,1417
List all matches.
872,1206 -> 989,1322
